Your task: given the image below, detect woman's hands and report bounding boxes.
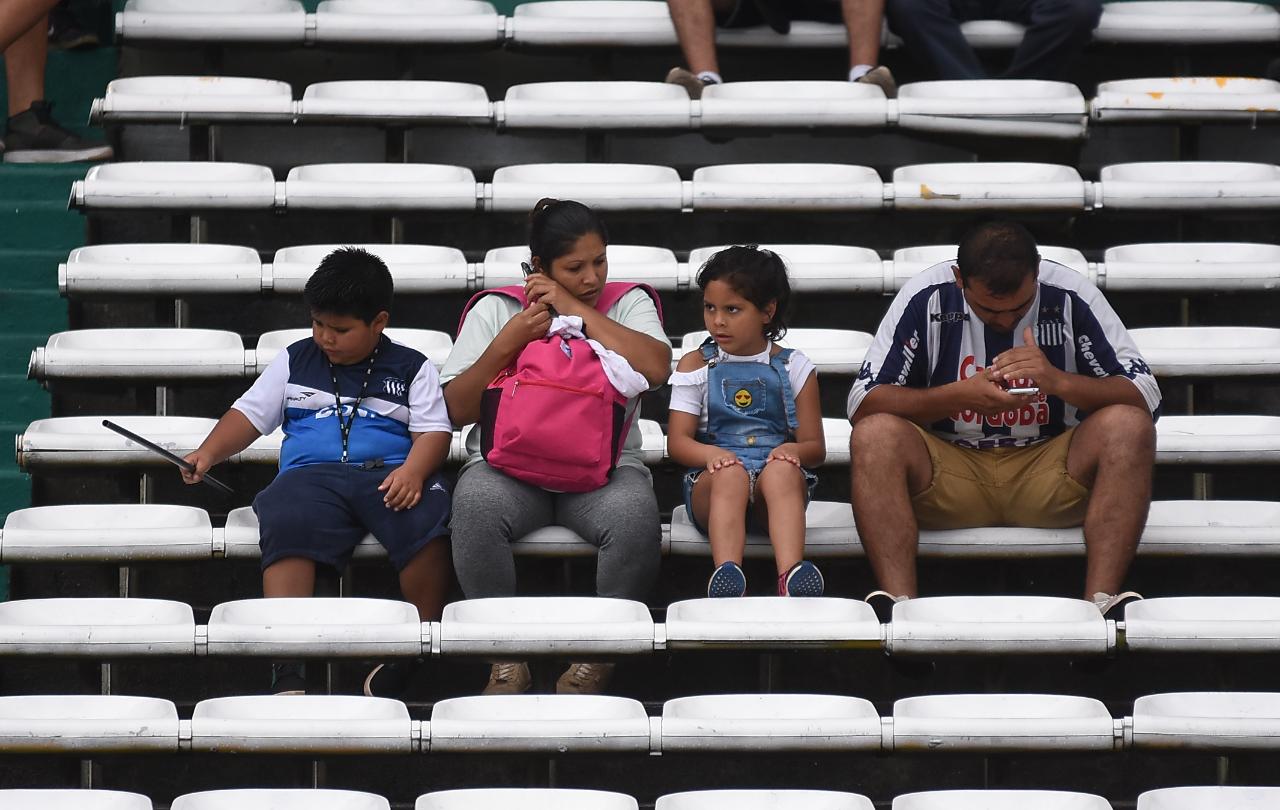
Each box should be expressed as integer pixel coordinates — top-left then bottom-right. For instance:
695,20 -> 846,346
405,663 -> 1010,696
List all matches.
495,300 -> 553,355
524,273 -> 586,319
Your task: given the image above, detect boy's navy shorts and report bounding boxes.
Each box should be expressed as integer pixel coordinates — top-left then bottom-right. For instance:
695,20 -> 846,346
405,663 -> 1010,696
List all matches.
253,463 -> 451,573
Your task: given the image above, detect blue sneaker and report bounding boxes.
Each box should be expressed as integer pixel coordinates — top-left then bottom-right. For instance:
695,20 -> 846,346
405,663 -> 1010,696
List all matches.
706,561 -> 747,598
779,560 -> 824,597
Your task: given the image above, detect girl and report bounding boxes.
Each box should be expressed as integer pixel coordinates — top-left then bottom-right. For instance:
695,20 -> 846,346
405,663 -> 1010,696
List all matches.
667,246 -> 827,598
440,198 -> 672,696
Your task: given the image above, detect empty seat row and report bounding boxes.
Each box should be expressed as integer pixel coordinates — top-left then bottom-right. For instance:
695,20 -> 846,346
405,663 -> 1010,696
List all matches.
4,689 -> 1280,753
93,76 -> 1280,137
114,0 -> 1280,47
14,414 -> 1280,471
0,593 -> 1278,657
69,161 -> 1280,213
3,499 -> 1276,564
29,326 -> 1280,382
6,786 -> 1274,810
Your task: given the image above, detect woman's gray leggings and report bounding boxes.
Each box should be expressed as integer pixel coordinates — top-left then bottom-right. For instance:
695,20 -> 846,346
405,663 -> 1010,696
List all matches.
449,461 -> 662,601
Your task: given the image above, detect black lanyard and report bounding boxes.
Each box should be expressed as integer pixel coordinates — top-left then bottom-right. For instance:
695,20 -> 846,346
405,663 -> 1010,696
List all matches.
328,344 -> 380,464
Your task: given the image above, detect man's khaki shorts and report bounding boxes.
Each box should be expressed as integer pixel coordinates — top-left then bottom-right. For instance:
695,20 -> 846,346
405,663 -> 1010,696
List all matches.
909,424 -> 1090,530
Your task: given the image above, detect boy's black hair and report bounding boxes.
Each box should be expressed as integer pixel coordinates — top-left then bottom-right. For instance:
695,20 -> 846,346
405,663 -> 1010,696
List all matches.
696,245 -> 792,341
955,220 -> 1041,297
303,247 -> 394,324
528,198 -> 609,270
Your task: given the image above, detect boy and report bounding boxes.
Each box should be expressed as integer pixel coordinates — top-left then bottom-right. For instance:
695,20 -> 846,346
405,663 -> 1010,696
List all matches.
182,247 -> 453,697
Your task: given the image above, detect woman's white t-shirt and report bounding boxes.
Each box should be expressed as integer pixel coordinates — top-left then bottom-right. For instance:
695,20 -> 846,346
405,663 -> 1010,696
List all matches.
669,344 -> 816,434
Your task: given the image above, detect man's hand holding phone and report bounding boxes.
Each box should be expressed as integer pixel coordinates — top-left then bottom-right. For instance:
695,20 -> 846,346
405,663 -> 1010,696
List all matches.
989,327 -> 1061,397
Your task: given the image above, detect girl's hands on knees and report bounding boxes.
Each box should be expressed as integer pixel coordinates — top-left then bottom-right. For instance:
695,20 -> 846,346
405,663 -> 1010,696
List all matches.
378,467 -> 423,512
496,301 -> 553,355
766,443 -> 803,468
706,451 -> 741,474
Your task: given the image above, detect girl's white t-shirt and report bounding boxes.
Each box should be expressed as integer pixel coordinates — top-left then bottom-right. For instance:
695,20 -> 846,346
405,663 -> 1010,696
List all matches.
668,344 -> 816,434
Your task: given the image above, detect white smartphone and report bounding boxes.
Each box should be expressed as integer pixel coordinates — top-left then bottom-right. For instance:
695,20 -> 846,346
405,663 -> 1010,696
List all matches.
1007,387 -> 1040,396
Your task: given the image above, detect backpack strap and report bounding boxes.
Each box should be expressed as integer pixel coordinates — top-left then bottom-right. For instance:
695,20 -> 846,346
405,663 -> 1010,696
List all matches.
457,281 -> 665,337
456,285 -> 525,337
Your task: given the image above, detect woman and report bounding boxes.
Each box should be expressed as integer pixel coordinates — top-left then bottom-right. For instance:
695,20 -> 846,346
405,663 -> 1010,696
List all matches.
440,198 -> 672,696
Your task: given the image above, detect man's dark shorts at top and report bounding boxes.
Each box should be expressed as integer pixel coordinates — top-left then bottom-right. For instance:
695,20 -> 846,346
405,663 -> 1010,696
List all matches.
718,0 -> 844,28
254,463 -> 451,572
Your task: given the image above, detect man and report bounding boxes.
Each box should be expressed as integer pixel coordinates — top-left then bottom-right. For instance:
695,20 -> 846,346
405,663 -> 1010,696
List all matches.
885,0 -> 1101,80
847,221 -> 1160,619
664,0 -> 896,98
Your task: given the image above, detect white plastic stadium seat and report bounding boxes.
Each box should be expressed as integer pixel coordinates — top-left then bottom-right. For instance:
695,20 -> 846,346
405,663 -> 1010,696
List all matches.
887,596 -> 1111,656
427,695 -> 651,752
0,598 -> 195,656
1137,786 -> 1280,809
116,0 -> 307,43
822,418 -> 851,466
668,502 -> 859,558
916,526 -> 1085,558
252,328 -> 452,371
892,163 -> 1086,211
500,82 -> 691,129
1139,500 -> 1280,556
205,597 -> 427,656
956,19 -> 1027,46
892,694 -> 1116,752
60,243 -> 264,296
1124,597 -> 1280,652
699,82 -> 888,129
639,419 -> 667,464
298,81 -> 492,124
1092,77 -> 1280,123
488,163 -> 684,212
221,505 -> 382,560
1155,416 -> 1280,464
893,790 -> 1111,810
0,790 -> 153,810
312,0 -> 502,45
30,329 -> 247,381
285,164 -> 478,211
896,80 -> 1087,139
1131,692 -> 1280,750
687,244 -> 886,293
16,416 -> 217,470
72,162 -> 277,210
656,790 -> 873,810
479,244 -> 680,290
663,597 -> 881,649
691,164 -> 883,211
508,1 -> 676,47
1096,162 -> 1280,211
438,597 -> 654,655
659,694 -> 881,752
891,244 -> 1089,289
1100,243 -> 1280,292
190,695 -> 415,753
1094,1 -> 1280,44
1131,327 -> 1280,377
2,504 -> 214,562
417,788 -> 638,810
270,244 -> 470,294
676,329 -> 873,374
94,76 -> 293,124
0,695 -> 179,752
172,789 -> 390,810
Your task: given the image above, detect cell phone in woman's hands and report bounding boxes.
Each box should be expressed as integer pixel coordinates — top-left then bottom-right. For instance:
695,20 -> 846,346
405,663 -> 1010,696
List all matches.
521,261 -> 556,316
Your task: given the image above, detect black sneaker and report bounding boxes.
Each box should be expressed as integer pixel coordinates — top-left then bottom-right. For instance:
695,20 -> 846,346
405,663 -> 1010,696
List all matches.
270,661 -> 307,696
48,3 -> 100,50
1092,590 -> 1143,621
4,101 -> 113,164
363,659 -> 424,698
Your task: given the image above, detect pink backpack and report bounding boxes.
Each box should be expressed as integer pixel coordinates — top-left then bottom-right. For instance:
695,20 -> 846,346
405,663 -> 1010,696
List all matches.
458,281 -> 664,493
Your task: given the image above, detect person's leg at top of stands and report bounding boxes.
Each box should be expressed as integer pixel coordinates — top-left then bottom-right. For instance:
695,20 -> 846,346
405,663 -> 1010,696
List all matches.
847,221 -> 1161,621
2,3 -> 112,162
998,0 -> 1102,79
884,0 -> 988,79
0,0 -> 58,50
664,0 -> 896,98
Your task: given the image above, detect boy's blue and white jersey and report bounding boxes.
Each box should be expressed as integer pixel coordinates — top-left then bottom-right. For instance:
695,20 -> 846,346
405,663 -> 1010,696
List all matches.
233,335 -> 452,472
846,259 -> 1161,449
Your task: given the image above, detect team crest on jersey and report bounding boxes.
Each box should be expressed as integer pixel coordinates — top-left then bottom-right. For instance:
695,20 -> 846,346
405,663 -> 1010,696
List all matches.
1036,320 -> 1066,347
733,389 -> 753,409
382,377 -> 406,398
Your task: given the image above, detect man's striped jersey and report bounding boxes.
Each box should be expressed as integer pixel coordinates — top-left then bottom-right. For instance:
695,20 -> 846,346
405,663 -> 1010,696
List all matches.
846,259 -> 1161,449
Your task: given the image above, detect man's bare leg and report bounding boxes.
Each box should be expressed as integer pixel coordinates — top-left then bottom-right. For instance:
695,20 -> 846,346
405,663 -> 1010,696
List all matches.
0,0 -> 57,51
5,12 -> 47,116
398,539 -> 453,622
667,0 -> 736,75
262,556 -> 317,597
841,0 -> 884,68
849,413 -> 933,597
1066,404 -> 1155,598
